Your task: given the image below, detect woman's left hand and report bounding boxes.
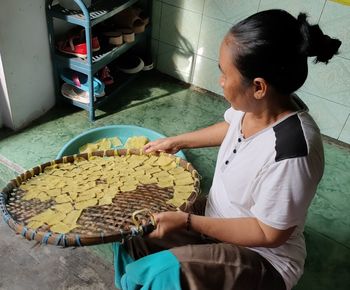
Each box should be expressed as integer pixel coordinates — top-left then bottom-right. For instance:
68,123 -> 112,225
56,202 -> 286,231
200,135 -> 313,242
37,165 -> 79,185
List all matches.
148,211 -> 188,239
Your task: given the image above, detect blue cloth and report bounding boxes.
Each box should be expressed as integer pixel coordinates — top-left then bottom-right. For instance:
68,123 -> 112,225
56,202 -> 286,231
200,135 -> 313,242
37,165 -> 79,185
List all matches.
113,242 -> 134,289
113,244 -> 181,290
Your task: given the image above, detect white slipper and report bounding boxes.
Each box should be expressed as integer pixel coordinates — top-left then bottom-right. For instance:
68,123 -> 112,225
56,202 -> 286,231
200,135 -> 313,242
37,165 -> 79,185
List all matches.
61,83 -> 102,104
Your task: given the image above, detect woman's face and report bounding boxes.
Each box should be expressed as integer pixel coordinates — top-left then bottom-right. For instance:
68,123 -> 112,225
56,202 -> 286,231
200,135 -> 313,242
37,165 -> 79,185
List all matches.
218,37 -> 254,111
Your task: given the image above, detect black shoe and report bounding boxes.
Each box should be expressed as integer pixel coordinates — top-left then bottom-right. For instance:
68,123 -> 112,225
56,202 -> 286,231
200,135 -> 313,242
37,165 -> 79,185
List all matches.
115,54 -> 144,74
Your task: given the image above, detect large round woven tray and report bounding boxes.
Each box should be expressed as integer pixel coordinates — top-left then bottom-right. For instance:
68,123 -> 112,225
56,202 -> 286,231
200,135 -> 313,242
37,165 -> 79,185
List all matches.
0,149 -> 200,247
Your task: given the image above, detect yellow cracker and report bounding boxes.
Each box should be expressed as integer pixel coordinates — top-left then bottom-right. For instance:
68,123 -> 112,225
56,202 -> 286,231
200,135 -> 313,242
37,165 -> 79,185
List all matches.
55,194 -> 72,203
68,191 -> 78,200
75,198 -> 98,210
161,162 -> 177,171
173,185 -> 195,193
152,171 -> 171,178
175,177 -> 194,186
138,177 -> 158,184
50,222 -> 77,234
173,171 -> 192,179
135,164 -> 153,171
155,155 -> 174,166
37,192 -> 50,202
79,143 -> 99,154
45,211 -> 66,226
157,176 -> 174,183
28,208 -> 55,222
111,136 -> 122,147
124,136 -> 149,149
63,210 -> 82,225
157,180 -> 174,188
146,167 -> 162,174
97,138 -> 112,150
76,192 -> 96,202
132,170 -> 145,177
54,202 -> 74,214
99,196 -> 113,206
22,191 -> 39,200
120,184 -> 137,192
166,197 -> 186,208
128,154 -> 148,163
143,156 -> 158,165
27,220 -> 44,229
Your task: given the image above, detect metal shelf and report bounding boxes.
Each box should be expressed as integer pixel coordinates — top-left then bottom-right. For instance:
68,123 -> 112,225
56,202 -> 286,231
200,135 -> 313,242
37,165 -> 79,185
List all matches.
46,0 -> 151,121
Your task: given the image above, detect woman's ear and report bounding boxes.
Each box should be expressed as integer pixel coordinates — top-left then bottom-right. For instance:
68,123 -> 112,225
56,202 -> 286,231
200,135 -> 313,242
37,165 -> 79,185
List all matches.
253,78 -> 268,100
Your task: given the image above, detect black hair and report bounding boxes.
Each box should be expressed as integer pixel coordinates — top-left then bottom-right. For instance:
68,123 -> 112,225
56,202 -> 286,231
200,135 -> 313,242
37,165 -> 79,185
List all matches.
228,9 -> 342,95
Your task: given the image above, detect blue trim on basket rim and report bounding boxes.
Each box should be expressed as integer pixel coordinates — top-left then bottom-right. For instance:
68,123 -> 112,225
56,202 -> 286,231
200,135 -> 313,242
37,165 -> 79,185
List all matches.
42,232 -> 52,245
0,193 -> 11,224
75,235 -> 82,247
55,234 -> 64,246
30,230 -> 36,241
21,227 -> 28,237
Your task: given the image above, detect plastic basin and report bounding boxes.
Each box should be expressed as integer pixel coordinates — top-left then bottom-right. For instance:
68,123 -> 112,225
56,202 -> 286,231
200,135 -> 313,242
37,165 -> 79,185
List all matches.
56,125 -> 186,160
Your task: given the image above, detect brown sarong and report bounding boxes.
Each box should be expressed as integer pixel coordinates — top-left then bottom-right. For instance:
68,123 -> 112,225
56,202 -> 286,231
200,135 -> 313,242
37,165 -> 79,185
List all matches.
123,196 -> 286,290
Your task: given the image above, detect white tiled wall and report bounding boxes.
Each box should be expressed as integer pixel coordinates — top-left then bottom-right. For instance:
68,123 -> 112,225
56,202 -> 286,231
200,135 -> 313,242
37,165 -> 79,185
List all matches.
152,0 -> 350,144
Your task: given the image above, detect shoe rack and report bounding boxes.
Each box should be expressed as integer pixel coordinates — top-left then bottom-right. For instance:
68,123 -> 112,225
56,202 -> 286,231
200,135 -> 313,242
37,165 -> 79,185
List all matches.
46,0 -> 151,121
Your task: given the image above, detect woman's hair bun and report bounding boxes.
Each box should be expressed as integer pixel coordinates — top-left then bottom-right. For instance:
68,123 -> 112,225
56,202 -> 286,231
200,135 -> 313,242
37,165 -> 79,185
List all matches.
298,13 -> 342,63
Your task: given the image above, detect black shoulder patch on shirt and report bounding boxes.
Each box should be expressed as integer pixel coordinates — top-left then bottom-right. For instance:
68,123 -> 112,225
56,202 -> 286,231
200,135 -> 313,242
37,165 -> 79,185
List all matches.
273,114 -> 308,162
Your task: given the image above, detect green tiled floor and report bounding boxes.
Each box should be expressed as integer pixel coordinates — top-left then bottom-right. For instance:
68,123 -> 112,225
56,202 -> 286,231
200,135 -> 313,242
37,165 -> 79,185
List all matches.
0,71 -> 349,289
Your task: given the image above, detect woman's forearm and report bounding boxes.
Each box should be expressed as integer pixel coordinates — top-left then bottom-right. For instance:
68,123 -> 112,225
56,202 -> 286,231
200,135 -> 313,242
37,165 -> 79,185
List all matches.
190,214 -> 295,248
175,121 -> 229,149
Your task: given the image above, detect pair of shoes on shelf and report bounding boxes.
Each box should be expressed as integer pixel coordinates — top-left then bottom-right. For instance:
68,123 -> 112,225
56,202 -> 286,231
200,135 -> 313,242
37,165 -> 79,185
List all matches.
103,6 -> 149,46
103,28 -> 135,46
115,51 -> 153,74
60,68 -> 106,103
111,6 -> 149,34
61,83 -> 93,104
98,66 -> 114,85
57,29 -> 100,58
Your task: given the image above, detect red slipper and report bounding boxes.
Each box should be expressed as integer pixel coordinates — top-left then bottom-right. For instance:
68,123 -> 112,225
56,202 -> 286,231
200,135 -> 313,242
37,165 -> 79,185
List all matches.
57,35 -> 100,58
99,66 -> 114,85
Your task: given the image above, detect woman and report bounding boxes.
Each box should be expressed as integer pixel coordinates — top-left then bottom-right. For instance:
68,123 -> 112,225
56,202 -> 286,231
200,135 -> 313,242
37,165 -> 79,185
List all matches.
114,9 -> 341,290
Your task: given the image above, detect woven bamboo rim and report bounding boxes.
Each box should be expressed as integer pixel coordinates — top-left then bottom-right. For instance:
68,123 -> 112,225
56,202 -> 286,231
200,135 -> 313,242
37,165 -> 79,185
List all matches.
0,149 -> 200,247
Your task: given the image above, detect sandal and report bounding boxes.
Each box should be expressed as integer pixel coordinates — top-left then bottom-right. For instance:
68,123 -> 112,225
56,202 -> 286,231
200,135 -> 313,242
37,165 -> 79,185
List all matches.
103,31 -> 123,46
57,32 -> 100,58
61,83 -> 93,104
60,68 -> 105,97
111,7 -> 147,34
104,28 -> 134,46
99,66 -> 114,85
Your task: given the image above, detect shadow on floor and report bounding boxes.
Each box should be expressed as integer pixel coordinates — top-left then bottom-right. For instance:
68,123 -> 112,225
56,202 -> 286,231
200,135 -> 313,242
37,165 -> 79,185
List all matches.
0,70 -> 190,140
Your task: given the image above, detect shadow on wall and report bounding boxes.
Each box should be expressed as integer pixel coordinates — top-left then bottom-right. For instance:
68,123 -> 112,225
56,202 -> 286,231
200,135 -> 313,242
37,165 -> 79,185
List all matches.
169,27 -> 196,83
155,5 -> 198,84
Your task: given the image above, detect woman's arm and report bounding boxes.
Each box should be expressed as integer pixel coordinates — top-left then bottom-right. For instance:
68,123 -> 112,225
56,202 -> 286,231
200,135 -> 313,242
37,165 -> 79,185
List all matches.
149,211 -> 295,248
144,121 -> 230,154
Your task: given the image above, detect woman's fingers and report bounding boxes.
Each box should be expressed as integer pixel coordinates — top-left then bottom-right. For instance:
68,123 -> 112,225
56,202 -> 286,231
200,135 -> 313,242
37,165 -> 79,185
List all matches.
143,140 -> 164,153
143,138 -> 179,154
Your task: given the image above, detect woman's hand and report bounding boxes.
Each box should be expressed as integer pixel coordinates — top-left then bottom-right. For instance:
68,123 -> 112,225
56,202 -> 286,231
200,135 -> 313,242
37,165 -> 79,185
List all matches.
143,122 -> 229,154
148,211 -> 188,239
143,137 -> 182,154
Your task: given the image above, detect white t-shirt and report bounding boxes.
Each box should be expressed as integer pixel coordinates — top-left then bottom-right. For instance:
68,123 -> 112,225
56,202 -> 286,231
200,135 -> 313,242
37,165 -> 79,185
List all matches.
205,107 -> 324,290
